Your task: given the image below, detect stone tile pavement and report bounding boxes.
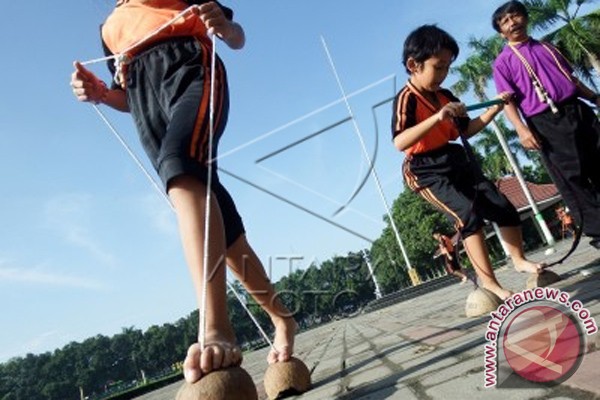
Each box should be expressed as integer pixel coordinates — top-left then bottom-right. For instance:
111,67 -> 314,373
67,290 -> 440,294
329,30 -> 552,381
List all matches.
137,239 -> 600,400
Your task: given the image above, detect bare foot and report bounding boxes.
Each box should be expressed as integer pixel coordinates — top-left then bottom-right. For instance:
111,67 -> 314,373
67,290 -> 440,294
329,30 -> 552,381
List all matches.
514,259 -> 547,274
267,317 -> 298,364
482,282 -> 513,301
183,337 -> 242,383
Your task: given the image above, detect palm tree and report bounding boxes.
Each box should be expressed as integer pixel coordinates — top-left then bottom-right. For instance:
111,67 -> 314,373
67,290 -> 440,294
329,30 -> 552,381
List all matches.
524,0 -> 600,81
475,123 -> 525,179
452,36 -> 504,100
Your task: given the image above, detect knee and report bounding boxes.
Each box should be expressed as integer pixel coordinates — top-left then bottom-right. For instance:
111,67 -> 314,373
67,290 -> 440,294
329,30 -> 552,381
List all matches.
458,214 -> 483,238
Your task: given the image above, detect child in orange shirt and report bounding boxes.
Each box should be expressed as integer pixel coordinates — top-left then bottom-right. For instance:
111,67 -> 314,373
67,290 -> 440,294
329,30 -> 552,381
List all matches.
393,25 -> 545,300
433,232 -> 469,283
71,0 -> 296,383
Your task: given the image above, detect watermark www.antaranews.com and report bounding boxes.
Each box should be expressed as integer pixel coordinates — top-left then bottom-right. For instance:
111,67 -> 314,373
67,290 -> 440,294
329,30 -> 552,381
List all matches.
483,286 -> 598,388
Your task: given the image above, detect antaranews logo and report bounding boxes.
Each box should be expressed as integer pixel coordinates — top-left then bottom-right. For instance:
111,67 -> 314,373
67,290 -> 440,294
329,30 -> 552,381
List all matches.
483,287 -> 598,388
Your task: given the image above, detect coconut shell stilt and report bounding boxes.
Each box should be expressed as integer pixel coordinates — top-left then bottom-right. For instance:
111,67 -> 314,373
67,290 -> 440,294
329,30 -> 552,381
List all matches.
176,367 -> 258,400
465,287 -> 503,318
263,357 -> 311,400
526,270 -> 562,289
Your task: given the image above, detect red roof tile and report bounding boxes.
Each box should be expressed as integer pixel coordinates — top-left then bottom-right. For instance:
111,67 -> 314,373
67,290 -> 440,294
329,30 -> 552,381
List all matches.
496,176 -> 560,211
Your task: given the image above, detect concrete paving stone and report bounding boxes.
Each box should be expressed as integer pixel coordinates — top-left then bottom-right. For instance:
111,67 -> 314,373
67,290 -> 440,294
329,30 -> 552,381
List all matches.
563,349 -> 600,394
346,364 -> 401,389
395,352 -> 461,380
345,343 -> 376,357
325,373 -> 421,400
307,346 -> 343,362
378,341 -> 435,365
432,329 -> 486,350
446,342 -> 488,359
401,325 -> 465,346
386,310 -> 431,325
352,384 -> 419,400
419,357 -> 483,387
345,353 -> 385,371
134,240 -> 599,400
546,398 -> 580,400
294,383 -> 342,399
425,370 -> 549,400
360,333 -> 405,350
311,360 -> 341,374
366,319 -> 405,334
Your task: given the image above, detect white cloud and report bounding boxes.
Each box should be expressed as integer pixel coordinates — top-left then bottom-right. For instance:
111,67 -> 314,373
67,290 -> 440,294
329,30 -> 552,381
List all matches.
43,194 -> 116,266
138,193 -> 177,236
0,264 -> 104,290
0,330 -> 77,362
23,331 -> 62,353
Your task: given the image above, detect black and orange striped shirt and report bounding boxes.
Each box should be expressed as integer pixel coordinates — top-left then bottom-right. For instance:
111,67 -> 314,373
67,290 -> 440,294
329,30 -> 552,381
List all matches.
391,82 -> 466,155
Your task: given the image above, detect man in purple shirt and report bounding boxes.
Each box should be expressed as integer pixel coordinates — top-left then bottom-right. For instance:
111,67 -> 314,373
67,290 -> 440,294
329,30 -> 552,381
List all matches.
492,0 -> 600,249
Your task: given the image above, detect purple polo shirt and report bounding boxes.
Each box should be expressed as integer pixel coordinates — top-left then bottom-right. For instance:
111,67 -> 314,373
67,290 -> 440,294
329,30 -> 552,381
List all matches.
493,39 -> 577,117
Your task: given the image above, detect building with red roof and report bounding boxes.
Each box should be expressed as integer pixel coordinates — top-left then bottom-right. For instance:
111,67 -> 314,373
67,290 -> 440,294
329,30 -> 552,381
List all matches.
495,175 -> 561,212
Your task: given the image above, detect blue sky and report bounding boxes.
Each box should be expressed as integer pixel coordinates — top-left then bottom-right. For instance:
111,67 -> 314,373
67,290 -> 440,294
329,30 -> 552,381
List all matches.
0,0 -> 527,362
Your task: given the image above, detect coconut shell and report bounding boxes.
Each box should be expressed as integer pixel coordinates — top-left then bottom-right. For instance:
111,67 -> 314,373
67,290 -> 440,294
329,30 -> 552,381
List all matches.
465,287 -> 503,318
526,270 -> 562,289
263,357 -> 311,400
176,366 -> 258,400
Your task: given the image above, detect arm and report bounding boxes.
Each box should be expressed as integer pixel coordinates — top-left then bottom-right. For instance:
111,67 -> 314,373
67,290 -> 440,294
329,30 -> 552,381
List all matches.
503,100 -> 541,150
490,60 -> 541,150
194,2 -> 245,49
546,43 -> 599,107
438,243 -> 450,257
463,92 -> 512,138
71,62 -> 129,112
393,102 -> 466,151
574,78 -> 600,108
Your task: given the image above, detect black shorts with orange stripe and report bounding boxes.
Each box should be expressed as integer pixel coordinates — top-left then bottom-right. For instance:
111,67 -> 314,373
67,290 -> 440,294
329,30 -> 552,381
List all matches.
403,143 -> 520,238
125,36 -> 245,246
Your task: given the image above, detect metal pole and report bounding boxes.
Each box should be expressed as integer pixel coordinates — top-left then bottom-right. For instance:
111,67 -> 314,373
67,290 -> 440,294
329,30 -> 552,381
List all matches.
489,120 -> 556,252
362,251 -> 383,299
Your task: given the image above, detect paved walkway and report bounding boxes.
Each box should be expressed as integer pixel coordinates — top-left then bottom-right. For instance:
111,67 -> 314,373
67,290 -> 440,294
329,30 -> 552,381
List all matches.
137,239 -> 600,400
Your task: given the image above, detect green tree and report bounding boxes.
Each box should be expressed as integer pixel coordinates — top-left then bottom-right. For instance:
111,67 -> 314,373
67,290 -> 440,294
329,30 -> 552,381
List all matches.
370,188 -> 453,290
472,120 -> 527,180
525,0 -> 600,82
226,280 -> 271,348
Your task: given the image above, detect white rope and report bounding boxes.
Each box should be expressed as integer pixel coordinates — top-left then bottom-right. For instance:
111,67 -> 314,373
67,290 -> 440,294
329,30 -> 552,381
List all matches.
320,36 -> 413,270
91,104 -> 174,210
227,281 -> 275,350
198,33 -> 217,350
81,5 -> 199,86
89,75 -> 276,352
81,54 -> 118,67
82,5 -> 198,67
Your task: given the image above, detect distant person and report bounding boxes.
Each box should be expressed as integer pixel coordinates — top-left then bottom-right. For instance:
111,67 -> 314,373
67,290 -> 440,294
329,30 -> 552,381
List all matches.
556,206 -> 576,239
392,24 -> 545,300
491,0 -> 600,250
70,0 -> 296,383
433,232 -> 469,284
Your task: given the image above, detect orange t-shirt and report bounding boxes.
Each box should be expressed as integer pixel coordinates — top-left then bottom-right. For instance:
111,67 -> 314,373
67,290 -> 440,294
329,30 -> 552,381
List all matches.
392,81 -> 466,155
102,0 -> 227,56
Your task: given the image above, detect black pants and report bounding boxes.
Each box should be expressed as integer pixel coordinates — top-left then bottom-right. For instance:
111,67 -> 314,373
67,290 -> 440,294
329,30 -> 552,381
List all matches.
126,37 -> 246,247
403,143 -> 520,238
527,98 -> 600,237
